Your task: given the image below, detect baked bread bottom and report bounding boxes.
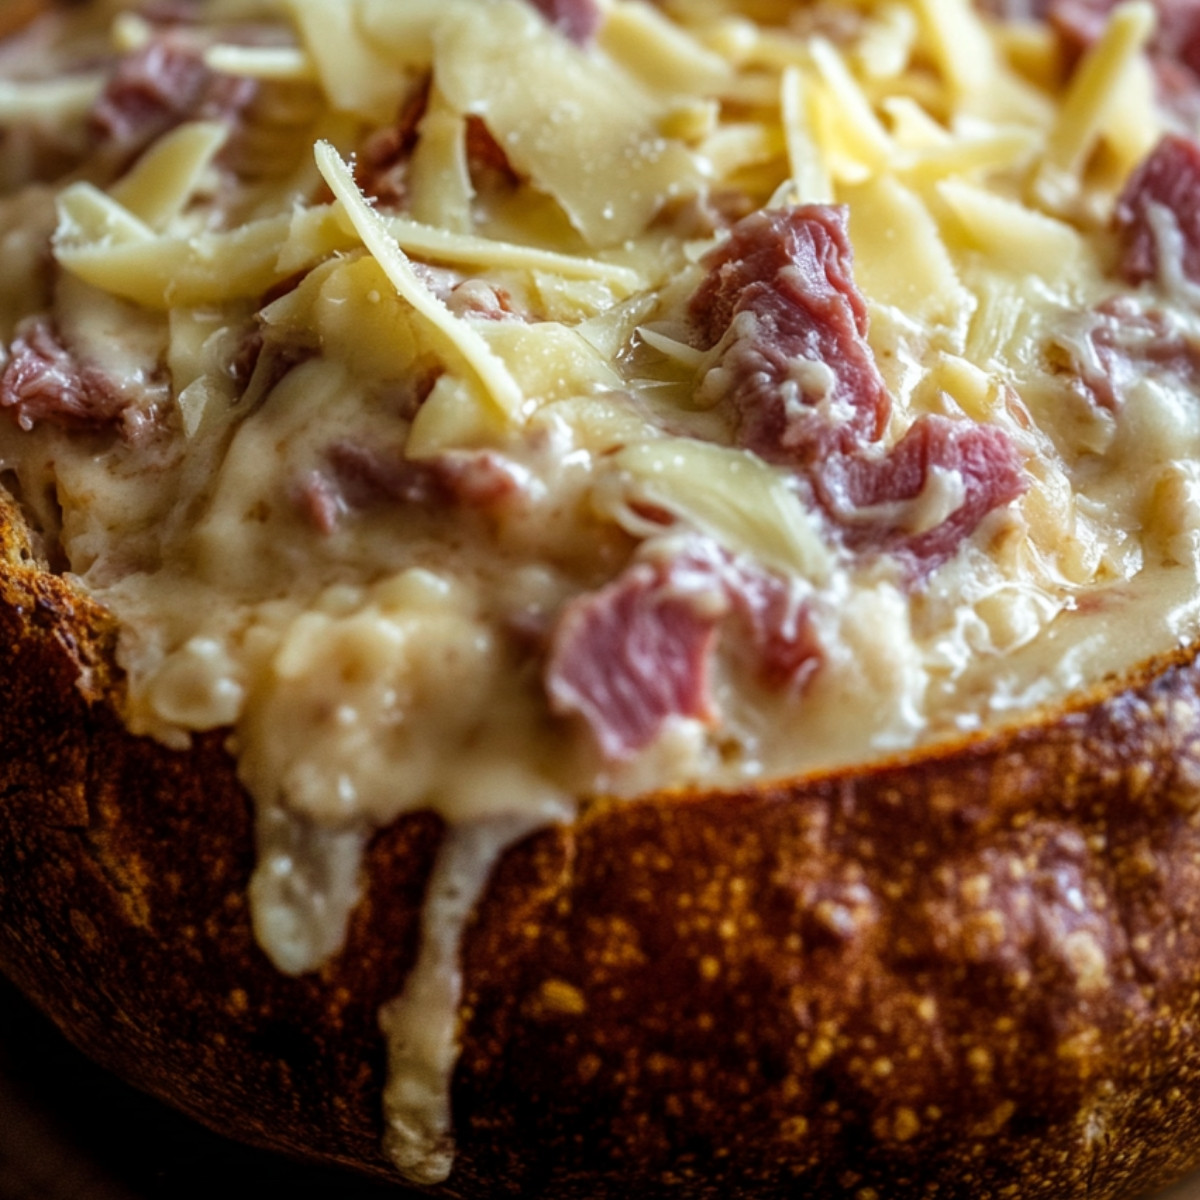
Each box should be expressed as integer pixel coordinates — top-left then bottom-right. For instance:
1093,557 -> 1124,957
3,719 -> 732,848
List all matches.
7,491 -> 1200,1200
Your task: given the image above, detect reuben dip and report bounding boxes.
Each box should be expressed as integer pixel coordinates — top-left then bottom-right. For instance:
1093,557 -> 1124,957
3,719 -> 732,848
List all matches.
2,0 -> 1200,1183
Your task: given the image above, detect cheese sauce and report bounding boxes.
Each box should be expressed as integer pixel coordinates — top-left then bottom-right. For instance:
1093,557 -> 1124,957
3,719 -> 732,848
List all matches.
1,0 -> 1198,1182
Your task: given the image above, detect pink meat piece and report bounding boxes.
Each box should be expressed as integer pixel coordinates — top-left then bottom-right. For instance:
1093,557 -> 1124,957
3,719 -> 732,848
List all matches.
355,90 -> 519,208
138,1 -> 205,22
445,280 -> 520,321
355,83 -> 430,208
1065,297 -> 1200,410
433,450 -> 529,507
407,263 -> 521,317
688,206 -> 1025,577
546,544 -> 819,759
721,559 -> 822,690
1060,0 -> 1200,71
527,0 -> 603,43
294,470 -> 343,537
0,317 -> 129,432
1049,0 -> 1122,53
229,323 -> 316,402
547,560 -> 720,760
89,33 -> 257,147
976,0 -> 1051,18
665,540 -> 822,691
465,115 -> 520,185
295,441 -> 527,533
816,415 -> 1028,570
1113,133 -> 1200,286
325,441 -> 448,509
293,445 -> 443,534
690,205 -> 891,467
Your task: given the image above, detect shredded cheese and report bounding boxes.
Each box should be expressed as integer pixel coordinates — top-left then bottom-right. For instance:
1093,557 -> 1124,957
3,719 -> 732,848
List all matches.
315,140 -> 525,420
781,67 -> 834,204
372,218 -> 646,290
809,37 -> 894,179
56,207 -> 303,306
407,88 -> 474,235
909,0 -> 998,94
432,0 -> 703,245
0,75 -> 104,120
1031,0 -> 1156,210
109,122 -> 228,231
279,0 -> 407,120
204,44 -> 319,83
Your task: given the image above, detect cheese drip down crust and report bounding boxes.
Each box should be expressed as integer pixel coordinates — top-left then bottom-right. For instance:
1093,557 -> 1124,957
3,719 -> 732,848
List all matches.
4,0 -> 1200,1183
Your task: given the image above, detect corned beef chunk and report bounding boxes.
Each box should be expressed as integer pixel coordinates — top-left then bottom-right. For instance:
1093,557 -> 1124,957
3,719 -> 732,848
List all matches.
355,84 -> 431,208
546,557 -> 720,759
690,204 -> 1025,575
0,317 -> 129,432
356,87 -> 518,209
1057,298 -> 1200,411
321,441 -> 451,511
293,470 -> 343,537
295,442 -> 527,534
690,205 -> 890,467
719,555 -> 822,690
816,415 -> 1027,570
546,543 -> 819,758
976,0 -> 1050,19
1113,133 -> 1200,287
89,33 -> 256,148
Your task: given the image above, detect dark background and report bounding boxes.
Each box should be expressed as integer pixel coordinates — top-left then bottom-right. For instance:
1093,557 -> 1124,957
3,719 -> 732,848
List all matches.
0,973 -> 415,1200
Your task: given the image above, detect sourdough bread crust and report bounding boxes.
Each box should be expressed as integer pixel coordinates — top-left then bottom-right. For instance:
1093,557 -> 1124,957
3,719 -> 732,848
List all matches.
5,495 -> 1200,1199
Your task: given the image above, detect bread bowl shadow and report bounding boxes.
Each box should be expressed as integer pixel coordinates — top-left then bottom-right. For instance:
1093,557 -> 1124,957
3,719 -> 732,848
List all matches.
4,492 -> 1200,1199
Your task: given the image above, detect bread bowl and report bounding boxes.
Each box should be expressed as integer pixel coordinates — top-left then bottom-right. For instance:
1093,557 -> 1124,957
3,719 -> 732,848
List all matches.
6,0 -> 1200,1196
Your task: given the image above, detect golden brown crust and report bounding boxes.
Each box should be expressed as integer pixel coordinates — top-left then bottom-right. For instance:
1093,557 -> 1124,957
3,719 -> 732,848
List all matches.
5,489 -> 1200,1199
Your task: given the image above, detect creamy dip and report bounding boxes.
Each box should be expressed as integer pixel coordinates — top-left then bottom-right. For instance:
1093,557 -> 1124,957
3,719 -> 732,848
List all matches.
1,0 -> 1199,1182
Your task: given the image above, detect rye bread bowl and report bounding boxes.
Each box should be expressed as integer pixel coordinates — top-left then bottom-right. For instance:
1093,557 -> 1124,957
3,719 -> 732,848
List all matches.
9,468 -> 1200,1200
6,0 -> 1200,1197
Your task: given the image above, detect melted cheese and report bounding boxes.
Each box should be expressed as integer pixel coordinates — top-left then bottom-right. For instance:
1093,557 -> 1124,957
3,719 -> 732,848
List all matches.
379,813 -> 562,1184
0,0 -> 1198,1185
606,439 -> 835,582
